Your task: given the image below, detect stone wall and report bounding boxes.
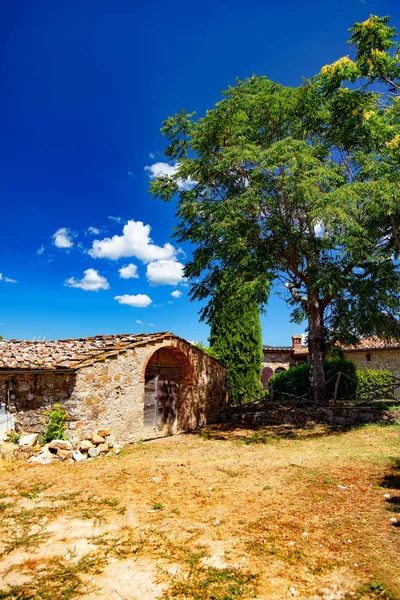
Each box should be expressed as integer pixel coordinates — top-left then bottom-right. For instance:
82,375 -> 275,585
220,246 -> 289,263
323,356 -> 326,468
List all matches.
221,403 -> 400,428
262,351 -> 291,374
345,350 -> 400,398
0,337 -> 226,445
0,371 -> 76,434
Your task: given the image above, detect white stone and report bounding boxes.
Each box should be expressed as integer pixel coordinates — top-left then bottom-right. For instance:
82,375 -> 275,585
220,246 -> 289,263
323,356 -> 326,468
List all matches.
72,450 -> 86,462
88,447 -> 100,458
18,433 -> 39,447
29,448 -> 53,464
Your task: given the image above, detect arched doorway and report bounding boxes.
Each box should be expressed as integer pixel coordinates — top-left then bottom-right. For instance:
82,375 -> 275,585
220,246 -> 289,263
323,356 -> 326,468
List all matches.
274,367 -> 287,375
261,367 -> 273,390
144,348 -> 188,430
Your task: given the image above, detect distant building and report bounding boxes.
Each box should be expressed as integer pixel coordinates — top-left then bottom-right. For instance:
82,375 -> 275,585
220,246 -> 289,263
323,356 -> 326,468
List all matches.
261,335 -> 308,389
261,334 -> 400,396
343,337 -> 400,397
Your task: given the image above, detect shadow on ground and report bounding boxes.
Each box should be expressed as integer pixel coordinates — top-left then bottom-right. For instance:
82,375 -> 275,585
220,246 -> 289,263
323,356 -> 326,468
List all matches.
381,459 -> 400,527
192,421 -> 371,444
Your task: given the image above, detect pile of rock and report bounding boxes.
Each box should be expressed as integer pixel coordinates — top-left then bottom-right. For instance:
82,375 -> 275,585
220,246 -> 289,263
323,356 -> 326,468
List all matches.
0,428 -> 122,464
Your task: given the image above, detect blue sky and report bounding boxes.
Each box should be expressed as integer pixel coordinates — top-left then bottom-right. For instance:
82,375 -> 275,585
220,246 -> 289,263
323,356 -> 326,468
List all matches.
1,0 -> 398,344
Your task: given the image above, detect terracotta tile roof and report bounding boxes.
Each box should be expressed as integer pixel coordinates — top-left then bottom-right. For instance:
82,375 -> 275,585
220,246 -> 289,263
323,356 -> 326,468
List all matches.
343,337 -> 400,351
293,347 -> 309,355
0,332 -> 173,370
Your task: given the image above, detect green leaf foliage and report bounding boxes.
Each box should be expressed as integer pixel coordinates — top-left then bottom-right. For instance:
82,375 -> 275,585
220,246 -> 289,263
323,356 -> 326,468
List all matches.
150,14 -> 400,405
41,403 -> 68,443
356,369 -> 395,402
207,275 -> 263,405
269,360 -> 394,403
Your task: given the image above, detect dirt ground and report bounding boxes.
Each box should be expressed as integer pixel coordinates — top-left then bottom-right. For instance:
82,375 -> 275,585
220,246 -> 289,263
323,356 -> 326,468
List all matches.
0,423 -> 399,599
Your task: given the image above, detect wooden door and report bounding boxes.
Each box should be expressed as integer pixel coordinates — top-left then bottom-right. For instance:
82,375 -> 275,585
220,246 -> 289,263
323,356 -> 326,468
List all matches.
144,366 -> 179,428
144,366 -> 158,427
156,366 -> 179,426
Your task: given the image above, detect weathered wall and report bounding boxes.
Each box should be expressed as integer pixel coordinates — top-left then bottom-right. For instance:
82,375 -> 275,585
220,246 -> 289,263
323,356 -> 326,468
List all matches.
261,352 -> 291,384
345,350 -> 400,398
0,338 -> 226,444
0,372 -> 76,433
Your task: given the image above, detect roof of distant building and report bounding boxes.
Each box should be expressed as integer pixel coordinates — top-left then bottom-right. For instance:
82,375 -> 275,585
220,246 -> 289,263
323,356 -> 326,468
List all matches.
342,337 -> 400,352
262,345 -> 293,352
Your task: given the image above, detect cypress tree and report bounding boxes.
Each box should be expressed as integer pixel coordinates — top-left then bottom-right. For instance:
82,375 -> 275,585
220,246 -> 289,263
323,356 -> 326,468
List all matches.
208,277 -> 263,405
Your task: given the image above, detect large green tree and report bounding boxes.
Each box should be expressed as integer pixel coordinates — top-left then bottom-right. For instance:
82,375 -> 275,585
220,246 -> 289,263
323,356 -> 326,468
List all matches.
207,273 -> 263,405
150,15 -> 400,406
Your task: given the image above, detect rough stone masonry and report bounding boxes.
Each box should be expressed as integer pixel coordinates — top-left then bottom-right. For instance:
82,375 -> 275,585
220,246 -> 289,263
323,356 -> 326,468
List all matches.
0,332 -> 227,445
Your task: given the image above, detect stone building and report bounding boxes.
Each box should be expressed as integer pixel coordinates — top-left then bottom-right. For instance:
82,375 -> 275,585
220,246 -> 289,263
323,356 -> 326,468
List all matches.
0,332 -> 226,444
261,335 -> 308,389
343,338 -> 400,398
261,334 -> 400,397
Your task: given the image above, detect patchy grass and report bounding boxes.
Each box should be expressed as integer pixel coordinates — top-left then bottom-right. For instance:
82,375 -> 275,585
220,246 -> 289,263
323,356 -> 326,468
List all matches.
0,423 -> 399,599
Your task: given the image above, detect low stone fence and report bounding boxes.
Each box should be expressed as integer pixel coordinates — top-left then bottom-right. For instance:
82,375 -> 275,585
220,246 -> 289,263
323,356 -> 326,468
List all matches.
220,402 -> 400,427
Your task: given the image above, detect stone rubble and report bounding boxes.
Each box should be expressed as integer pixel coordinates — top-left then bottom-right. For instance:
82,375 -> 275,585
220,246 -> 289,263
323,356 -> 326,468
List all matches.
0,428 -> 120,464
18,433 -> 39,447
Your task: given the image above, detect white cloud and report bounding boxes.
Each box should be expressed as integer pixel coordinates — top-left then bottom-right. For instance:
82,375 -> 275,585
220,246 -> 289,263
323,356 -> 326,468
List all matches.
53,227 -> 74,249
171,290 -> 182,298
65,268 -> 109,292
136,319 -> 143,324
146,259 -> 185,286
144,162 -> 195,191
118,263 -> 139,279
89,220 -> 176,262
87,226 -> 100,235
0,273 -> 17,283
108,216 -> 123,223
36,245 -> 45,255
114,294 -> 152,308
148,323 -> 155,326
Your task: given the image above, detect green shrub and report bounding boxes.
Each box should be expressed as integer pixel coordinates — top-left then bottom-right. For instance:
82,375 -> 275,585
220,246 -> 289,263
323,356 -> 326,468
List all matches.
268,359 -> 393,403
269,360 -> 357,402
269,362 -> 310,402
356,369 -> 394,402
41,403 -> 68,443
5,430 -> 21,444
324,358 -> 357,399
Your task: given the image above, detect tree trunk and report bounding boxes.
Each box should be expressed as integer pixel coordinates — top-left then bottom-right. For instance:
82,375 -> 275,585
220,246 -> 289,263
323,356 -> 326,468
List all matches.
307,294 -> 327,406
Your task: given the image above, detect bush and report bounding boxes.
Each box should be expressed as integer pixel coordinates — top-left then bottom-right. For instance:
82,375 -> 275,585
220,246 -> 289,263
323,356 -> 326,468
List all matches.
325,358 -> 357,399
268,359 -> 394,403
356,369 -> 394,402
269,359 -> 357,402
41,403 -> 68,443
269,362 -> 310,402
